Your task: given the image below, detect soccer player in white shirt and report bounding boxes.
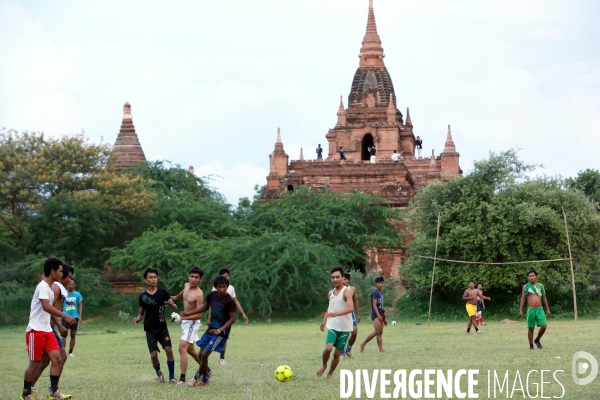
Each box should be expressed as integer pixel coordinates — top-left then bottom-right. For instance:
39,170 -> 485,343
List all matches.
21,258 -> 75,400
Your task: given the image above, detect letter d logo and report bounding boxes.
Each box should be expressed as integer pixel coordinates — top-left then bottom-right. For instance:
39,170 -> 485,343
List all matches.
572,351 -> 598,386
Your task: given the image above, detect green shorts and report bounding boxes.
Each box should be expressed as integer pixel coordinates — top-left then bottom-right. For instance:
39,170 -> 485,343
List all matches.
326,329 -> 351,351
527,307 -> 547,328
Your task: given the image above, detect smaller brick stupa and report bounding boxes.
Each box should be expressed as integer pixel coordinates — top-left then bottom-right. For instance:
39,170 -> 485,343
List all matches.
110,102 -> 146,172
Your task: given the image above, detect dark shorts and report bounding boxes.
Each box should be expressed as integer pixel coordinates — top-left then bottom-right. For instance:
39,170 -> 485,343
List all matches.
61,317 -> 79,332
476,300 -> 483,312
197,333 -> 227,354
371,311 -> 386,321
145,327 -> 172,353
52,326 -> 64,349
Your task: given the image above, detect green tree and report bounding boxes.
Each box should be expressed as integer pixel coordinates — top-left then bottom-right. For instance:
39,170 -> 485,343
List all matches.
125,161 -> 243,239
403,150 -> 600,296
245,188 -> 402,270
566,168 -> 600,206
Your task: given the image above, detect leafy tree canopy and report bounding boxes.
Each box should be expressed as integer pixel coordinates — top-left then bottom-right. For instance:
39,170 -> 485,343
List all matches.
566,168 -> 600,206
403,150 -> 600,296
243,188 -> 403,269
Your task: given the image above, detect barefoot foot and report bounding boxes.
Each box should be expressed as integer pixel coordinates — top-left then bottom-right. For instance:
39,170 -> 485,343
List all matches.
317,365 -> 326,377
327,374 -> 333,380
359,343 -> 365,353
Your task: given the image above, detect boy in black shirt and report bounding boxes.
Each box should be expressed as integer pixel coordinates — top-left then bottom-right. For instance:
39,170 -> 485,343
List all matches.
134,268 -> 178,383
181,275 -> 236,386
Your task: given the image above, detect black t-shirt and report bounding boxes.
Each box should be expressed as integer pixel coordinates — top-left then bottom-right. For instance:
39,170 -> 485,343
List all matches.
339,150 -> 346,160
205,291 -> 236,338
139,288 -> 170,331
316,146 -> 323,155
370,147 -> 377,156
415,139 -> 422,149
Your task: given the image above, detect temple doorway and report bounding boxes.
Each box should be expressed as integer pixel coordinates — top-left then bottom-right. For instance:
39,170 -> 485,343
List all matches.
361,134 -> 374,161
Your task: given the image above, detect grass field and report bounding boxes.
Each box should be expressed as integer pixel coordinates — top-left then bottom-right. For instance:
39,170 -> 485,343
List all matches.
2,317 -> 600,399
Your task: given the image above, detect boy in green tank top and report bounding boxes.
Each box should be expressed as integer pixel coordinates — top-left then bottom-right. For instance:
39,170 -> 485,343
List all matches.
519,269 -> 551,350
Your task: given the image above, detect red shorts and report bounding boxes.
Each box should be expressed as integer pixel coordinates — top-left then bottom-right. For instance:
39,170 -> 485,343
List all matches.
26,330 -> 59,361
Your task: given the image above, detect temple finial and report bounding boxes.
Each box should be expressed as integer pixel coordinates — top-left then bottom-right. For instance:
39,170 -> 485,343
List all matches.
123,102 -> 132,120
387,94 -> 394,110
359,0 -> 385,67
406,107 -> 412,126
339,95 -> 345,112
430,150 -> 436,167
300,147 -> 304,161
276,127 -> 282,144
443,124 -> 457,152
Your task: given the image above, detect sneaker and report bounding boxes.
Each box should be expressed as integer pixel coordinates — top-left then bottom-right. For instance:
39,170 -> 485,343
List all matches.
169,379 -> 178,384
68,354 -> 74,358
476,330 -> 482,334
481,322 -> 486,325
20,394 -> 39,400
156,371 -> 165,383
46,390 -> 72,399
219,359 -> 227,366
176,380 -> 187,385
190,380 -> 207,387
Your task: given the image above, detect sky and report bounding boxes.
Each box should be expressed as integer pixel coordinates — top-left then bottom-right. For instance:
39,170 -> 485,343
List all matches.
1,0 -> 599,204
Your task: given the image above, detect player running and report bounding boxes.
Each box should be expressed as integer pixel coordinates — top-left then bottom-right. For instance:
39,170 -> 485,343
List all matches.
519,270 -> 551,350
181,275 -> 237,387
476,282 -> 486,326
463,280 -> 490,334
61,278 -> 83,357
209,268 -> 248,366
31,263 -> 74,397
20,258 -> 75,400
170,266 -> 205,384
317,267 -> 354,379
360,276 -> 387,353
341,272 -> 360,358
133,268 -> 178,383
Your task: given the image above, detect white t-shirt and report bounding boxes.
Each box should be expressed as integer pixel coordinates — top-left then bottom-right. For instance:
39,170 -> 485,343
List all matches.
211,285 -> 236,298
391,153 -> 399,162
26,280 -> 55,332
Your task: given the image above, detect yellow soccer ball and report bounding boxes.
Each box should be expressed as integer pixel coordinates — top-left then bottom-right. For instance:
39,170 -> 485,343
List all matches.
274,365 -> 293,382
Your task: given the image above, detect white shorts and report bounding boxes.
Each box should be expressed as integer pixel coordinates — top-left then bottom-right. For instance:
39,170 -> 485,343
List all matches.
180,320 -> 201,343
370,156 -> 376,163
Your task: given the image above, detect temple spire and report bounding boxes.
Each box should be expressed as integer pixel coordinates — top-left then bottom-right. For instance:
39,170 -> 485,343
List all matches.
429,150 -> 436,168
110,102 -> 146,172
443,124 -> 456,152
387,94 -> 396,124
276,127 -> 282,144
406,107 -> 412,126
299,147 -> 305,161
337,96 -> 347,125
359,0 -> 385,68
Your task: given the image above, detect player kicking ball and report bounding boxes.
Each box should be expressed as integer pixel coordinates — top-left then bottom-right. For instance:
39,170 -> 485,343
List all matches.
463,280 -> 490,334
519,269 -> 551,350
318,267 -> 354,379
181,275 -> 237,387
170,266 -> 204,384
134,268 -> 178,383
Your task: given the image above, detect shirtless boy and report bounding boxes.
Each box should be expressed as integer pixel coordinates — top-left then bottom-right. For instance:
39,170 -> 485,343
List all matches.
519,270 -> 551,350
462,280 -> 490,334
171,266 -> 204,384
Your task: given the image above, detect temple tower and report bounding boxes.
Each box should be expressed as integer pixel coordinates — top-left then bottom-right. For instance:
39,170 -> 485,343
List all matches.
110,102 -> 146,172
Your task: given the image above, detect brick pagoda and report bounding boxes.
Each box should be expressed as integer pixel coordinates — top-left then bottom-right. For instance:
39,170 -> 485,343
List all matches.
261,0 -> 462,277
110,102 -> 147,172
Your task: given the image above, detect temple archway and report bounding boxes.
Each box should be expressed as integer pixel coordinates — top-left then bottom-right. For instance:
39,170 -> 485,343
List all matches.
287,185 -> 294,191
361,134 -> 374,161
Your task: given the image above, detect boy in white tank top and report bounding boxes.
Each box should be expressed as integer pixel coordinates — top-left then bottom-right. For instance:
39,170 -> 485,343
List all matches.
317,267 -> 354,380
